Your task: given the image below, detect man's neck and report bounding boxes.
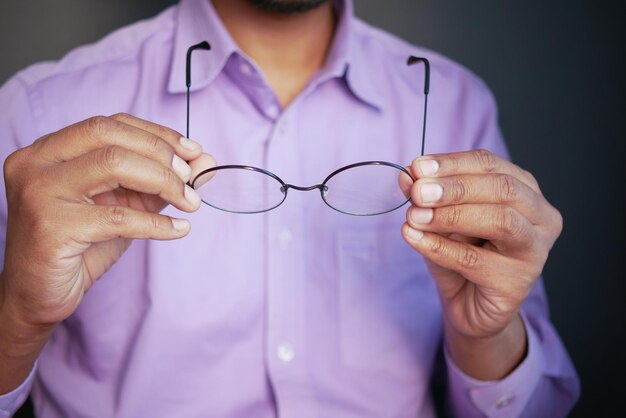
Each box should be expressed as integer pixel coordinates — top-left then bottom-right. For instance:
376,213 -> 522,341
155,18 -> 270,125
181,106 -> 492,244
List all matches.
211,0 -> 336,107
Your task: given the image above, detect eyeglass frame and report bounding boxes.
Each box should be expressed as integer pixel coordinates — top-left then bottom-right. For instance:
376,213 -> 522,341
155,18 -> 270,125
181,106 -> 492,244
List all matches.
184,41 -> 430,216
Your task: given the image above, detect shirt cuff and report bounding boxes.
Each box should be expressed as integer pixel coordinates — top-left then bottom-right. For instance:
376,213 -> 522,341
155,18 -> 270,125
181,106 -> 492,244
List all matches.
0,362 -> 36,418
445,312 -> 545,418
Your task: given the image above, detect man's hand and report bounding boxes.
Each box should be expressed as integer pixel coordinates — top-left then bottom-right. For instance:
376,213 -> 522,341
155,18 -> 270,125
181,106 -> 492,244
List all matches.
400,149 -> 563,379
0,113 -> 215,393
1,113 -> 215,328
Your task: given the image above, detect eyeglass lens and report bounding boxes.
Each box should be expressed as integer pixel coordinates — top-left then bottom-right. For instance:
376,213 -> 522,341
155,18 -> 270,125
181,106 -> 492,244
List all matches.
194,167 -> 286,214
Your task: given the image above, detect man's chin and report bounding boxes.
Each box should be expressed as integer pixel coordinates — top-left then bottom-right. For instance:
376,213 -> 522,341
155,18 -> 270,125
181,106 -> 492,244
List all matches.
247,0 -> 329,14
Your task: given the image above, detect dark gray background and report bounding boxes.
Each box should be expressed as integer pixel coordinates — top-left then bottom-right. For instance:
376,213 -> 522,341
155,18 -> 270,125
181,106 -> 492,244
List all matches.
1,1 -> 624,417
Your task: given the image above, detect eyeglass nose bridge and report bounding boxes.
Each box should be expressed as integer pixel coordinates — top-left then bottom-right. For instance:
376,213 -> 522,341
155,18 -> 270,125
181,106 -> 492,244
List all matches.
281,184 -> 328,193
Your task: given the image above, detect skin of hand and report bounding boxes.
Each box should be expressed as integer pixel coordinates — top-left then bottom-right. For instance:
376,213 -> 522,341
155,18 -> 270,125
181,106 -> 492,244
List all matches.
400,149 -> 563,380
0,113 -> 215,392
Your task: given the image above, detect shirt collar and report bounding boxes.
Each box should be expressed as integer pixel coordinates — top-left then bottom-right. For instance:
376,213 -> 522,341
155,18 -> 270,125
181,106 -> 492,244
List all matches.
168,0 -> 237,94
320,0 -> 384,109
167,0 -> 383,110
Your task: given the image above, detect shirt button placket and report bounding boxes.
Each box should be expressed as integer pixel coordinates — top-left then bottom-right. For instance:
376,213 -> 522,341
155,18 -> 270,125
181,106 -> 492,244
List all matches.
264,108 -> 315,416
266,104 -> 279,119
278,119 -> 289,136
278,228 -> 293,250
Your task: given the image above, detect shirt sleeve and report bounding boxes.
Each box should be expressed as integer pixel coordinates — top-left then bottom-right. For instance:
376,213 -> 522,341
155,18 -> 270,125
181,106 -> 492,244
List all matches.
0,73 -> 43,415
0,363 -> 37,417
442,76 -> 580,417
0,73 -> 42,265
444,280 -> 580,418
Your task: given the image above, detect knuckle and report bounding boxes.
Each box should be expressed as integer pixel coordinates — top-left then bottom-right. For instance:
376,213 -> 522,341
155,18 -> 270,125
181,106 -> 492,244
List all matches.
154,124 -> 178,142
475,149 -> 497,172
458,246 -> 480,269
555,210 -> 564,233
520,168 -> 540,188
149,214 -> 163,230
444,207 -> 462,228
107,206 -> 128,226
497,174 -> 518,202
429,236 -> 446,256
110,112 -> 132,123
145,134 -> 170,158
519,168 -> 533,181
450,155 -> 461,173
3,149 -> 25,182
496,206 -> 524,238
160,167 -> 181,192
99,145 -> 126,173
31,134 -> 50,149
550,208 -> 564,236
86,115 -> 112,136
451,178 -> 468,202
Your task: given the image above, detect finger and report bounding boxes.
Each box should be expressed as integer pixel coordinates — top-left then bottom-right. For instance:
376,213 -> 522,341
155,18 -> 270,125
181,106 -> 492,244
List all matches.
411,149 -> 541,194
401,223 -> 519,289
34,116 -> 194,180
406,204 -> 537,252
111,114 -> 217,187
399,166 -> 414,198
109,113 -> 203,160
52,146 -> 202,212
77,204 -> 191,242
188,153 -> 218,189
410,173 -> 550,225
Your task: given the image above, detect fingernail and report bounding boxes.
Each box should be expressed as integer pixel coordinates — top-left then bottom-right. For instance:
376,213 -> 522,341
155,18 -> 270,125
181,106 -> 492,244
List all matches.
417,159 -> 439,176
184,184 -> 201,207
420,183 -> 443,203
410,207 -> 433,224
171,218 -> 190,231
179,136 -> 202,151
406,227 -> 424,242
172,155 -> 192,181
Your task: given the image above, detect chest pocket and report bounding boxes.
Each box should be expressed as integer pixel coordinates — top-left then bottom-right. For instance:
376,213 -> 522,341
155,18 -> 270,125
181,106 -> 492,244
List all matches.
336,226 -> 443,383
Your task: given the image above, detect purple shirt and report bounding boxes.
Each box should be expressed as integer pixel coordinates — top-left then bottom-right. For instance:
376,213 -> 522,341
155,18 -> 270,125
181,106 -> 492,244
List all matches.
0,0 -> 579,416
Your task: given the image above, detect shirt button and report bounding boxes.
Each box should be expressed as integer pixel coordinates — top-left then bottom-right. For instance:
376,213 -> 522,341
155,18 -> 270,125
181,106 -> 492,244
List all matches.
278,119 -> 289,135
495,394 -> 514,409
277,343 -> 295,363
278,228 -> 293,249
266,105 -> 279,119
239,61 -> 253,76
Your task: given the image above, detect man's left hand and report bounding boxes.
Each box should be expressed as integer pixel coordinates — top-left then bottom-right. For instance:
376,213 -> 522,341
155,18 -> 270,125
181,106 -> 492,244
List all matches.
401,149 -> 563,377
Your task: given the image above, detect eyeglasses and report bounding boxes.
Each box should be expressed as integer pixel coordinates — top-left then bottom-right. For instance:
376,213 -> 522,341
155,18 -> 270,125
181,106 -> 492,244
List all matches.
185,41 -> 430,216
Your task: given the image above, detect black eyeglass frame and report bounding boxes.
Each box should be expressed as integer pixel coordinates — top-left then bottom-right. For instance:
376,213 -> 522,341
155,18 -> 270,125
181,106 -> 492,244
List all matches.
185,41 -> 430,216
190,161 -> 414,216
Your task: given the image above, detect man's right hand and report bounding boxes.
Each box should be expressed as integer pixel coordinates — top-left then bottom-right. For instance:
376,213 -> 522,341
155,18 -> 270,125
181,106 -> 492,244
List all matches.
1,113 -> 215,329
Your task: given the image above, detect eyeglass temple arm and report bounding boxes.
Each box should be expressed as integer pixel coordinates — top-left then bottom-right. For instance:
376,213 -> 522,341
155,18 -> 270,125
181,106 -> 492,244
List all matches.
185,41 -> 212,138
185,46 -> 427,156
407,56 -> 430,157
